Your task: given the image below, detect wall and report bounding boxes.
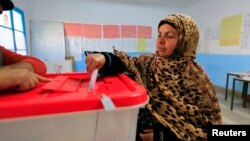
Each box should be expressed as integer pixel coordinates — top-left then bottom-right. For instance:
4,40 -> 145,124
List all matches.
12,0 -> 250,92
12,0 -> 184,73
12,0 -> 184,53
185,0 -> 250,93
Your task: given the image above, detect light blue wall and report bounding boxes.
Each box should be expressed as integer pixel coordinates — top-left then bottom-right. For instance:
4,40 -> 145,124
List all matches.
76,52 -> 250,93
76,52 -> 250,94
186,0 -> 250,94
196,53 -> 250,93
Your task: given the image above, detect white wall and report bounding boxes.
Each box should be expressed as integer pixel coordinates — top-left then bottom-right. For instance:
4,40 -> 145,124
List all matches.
187,0 -> 250,26
186,0 -> 250,54
10,0 -> 250,88
12,0 -> 184,53
12,0 -> 250,55
185,0 -> 250,89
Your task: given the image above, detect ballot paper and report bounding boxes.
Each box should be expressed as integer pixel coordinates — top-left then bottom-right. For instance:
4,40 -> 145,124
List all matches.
88,69 -> 98,91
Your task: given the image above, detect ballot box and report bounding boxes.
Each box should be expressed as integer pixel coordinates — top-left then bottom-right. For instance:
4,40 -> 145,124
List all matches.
0,73 -> 148,141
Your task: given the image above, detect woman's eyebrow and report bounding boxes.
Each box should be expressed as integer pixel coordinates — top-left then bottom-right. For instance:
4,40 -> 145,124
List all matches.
162,31 -> 177,36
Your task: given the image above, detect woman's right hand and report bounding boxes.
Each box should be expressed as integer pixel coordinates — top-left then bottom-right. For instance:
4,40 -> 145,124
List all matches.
85,53 -> 106,74
140,129 -> 154,141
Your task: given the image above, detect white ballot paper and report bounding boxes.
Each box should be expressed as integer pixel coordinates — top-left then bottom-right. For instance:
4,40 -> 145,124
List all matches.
88,69 -> 98,91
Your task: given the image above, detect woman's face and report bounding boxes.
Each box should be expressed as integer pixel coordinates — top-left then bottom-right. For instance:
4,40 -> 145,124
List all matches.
156,24 -> 178,57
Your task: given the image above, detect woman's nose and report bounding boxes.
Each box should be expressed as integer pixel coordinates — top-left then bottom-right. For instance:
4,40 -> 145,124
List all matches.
159,36 -> 165,44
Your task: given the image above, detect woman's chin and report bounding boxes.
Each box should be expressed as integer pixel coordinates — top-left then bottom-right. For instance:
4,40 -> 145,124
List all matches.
157,51 -> 167,57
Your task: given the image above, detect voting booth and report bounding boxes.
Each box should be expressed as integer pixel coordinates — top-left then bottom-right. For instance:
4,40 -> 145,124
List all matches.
0,73 -> 148,141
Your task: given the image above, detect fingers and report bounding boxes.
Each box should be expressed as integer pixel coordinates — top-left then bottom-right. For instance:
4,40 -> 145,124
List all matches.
29,74 -> 39,88
15,73 -> 38,91
139,132 -> 154,141
16,73 -> 50,91
86,56 -> 99,73
15,81 -> 31,91
88,61 -> 100,74
85,54 -> 105,74
86,56 -> 94,73
139,129 -> 154,141
36,74 -> 51,82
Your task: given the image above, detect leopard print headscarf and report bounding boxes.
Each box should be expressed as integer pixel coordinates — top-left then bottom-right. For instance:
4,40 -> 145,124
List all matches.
115,13 -> 222,140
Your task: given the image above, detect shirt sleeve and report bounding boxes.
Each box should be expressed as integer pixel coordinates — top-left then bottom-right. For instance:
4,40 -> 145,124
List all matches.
99,52 -> 126,76
0,46 -> 47,74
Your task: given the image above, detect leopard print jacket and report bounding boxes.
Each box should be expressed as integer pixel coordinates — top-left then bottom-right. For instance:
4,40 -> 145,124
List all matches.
115,13 -> 222,141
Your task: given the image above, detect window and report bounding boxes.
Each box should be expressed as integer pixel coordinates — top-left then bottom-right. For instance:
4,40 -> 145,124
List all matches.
0,7 -> 27,55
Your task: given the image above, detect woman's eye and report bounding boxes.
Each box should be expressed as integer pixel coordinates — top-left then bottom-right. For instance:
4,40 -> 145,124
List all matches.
158,32 -> 177,38
163,34 -> 172,38
167,33 -> 174,37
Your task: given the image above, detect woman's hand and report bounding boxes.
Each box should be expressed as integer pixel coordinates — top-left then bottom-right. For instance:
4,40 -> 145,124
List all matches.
140,129 -> 154,141
85,53 -> 106,74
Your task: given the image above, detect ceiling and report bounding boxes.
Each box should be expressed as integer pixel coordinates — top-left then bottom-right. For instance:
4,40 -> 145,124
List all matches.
92,0 -> 201,7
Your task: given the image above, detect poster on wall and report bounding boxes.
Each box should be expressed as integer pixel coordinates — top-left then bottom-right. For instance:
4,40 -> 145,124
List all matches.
64,22 -> 153,54
219,14 -> 243,46
31,20 -> 153,72
30,20 -> 65,61
202,13 -> 250,54
241,13 -> 250,49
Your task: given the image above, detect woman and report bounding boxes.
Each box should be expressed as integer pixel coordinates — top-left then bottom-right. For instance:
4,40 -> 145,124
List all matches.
86,13 -> 222,141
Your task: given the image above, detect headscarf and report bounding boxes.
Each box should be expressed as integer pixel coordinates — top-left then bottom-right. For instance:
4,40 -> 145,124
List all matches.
163,13 -> 199,59
115,13 -> 222,140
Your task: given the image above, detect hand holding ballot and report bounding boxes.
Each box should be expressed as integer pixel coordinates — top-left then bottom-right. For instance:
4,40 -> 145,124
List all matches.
85,53 -> 106,74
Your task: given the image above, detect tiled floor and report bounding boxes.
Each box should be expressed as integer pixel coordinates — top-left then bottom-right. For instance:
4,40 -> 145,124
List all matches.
215,86 -> 250,124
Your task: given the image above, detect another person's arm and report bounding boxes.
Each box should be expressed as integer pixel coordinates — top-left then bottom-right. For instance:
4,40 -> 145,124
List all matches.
0,46 -> 49,91
0,46 -> 46,74
0,68 -> 49,91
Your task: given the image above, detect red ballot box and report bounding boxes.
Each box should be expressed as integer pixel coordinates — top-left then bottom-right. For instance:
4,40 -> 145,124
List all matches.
0,72 -> 148,141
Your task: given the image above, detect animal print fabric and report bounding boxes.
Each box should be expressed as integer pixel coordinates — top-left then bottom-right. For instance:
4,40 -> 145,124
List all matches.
114,13 -> 222,140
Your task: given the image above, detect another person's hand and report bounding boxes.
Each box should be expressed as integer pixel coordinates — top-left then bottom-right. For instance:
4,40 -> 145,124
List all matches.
140,129 -> 154,141
85,53 -> 106,74
0,68 -> 50,91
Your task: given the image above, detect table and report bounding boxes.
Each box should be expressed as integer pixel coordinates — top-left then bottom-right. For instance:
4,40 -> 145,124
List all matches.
230,77 -> 250,110
225,72 -> 250,100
